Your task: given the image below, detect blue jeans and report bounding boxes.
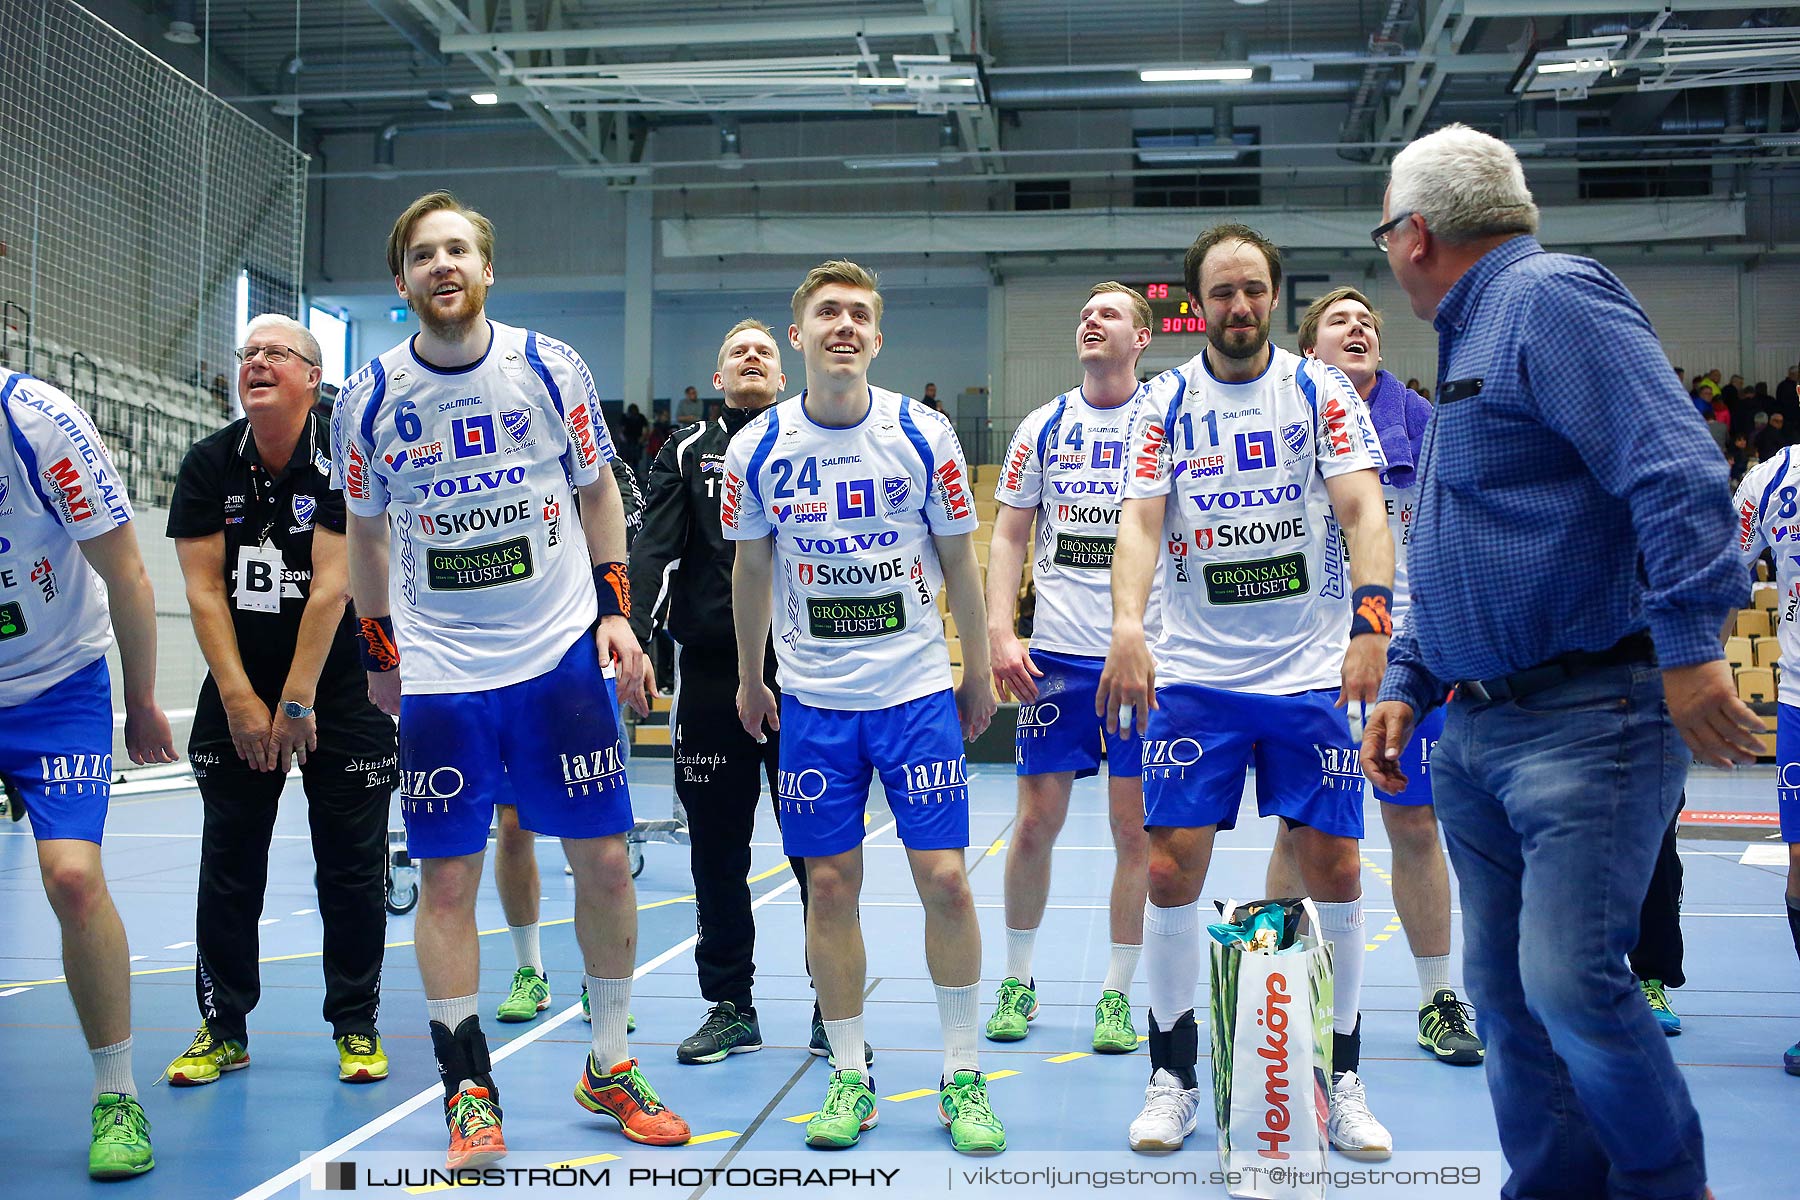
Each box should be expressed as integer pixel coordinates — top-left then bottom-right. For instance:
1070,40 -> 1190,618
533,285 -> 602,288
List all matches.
1433,663 -> 1706,1200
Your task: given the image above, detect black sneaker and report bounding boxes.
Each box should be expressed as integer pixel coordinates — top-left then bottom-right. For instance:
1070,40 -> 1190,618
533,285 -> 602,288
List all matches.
676,1002 -> 763,1065
809,1005 -> 875,1068
1417,988 -> 1485,1065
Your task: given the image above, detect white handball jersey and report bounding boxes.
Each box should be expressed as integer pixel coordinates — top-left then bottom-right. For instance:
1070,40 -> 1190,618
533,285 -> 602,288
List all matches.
332,321 -> 614,694
1733,448 -> 1800,705
721,386 -> 979,710
1381,474 -> 1418,632
1124,345 -> 1385,694
0,372 -> 132,705
994,385 -> 1161,657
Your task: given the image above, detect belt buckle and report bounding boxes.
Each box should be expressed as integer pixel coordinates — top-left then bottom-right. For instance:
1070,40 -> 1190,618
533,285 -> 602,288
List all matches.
1459,679 -> 1492,704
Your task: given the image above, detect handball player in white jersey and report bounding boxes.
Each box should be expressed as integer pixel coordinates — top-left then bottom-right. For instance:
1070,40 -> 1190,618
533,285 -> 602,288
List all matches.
1265,287 -> 1485,1068
1098,224 -> 1396,1157
984,282 -> 1159,1054
335,191 -> 688,1166
723,260 -> 1005,1154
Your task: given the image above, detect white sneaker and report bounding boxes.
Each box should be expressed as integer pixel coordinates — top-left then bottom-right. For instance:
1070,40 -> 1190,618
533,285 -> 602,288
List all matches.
1128,1068 -> 1201,1152
1328,1070 -> 1393,1161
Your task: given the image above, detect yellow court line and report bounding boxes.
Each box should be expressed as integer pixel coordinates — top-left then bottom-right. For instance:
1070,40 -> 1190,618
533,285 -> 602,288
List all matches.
1046,1052 -> 1087,1064
985,1069 -> 1019,1081
783,1111 -> 817,1124
2,865 -> 793,990
547,1153 -> 622,1169
882,1087 -> 937,1103
687,1129 -> 740,1145
984,837 -> 1006,858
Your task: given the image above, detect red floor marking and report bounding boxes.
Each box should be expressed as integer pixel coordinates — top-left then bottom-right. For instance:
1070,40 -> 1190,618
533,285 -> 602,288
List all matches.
1680,810 -> 1780,826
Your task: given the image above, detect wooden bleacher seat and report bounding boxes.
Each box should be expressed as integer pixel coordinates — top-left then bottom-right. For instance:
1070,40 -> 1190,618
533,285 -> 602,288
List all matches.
1736,609 -> 1772,639
1753,583 -> 1779,612
1725,636 -> 1753,668
1736,666 -> 1776,703
1756,637 -> 1783,669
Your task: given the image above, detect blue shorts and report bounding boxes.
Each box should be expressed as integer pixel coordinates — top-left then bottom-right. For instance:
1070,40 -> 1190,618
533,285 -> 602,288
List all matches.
398,633 -> 633,858
1142,683 -> 1365,840
1015,650 -> 1142,779
777,689 -> 970,858
1776,703 -> 1800,843
1376,704 -> 1447,806
0,655 -> 113,843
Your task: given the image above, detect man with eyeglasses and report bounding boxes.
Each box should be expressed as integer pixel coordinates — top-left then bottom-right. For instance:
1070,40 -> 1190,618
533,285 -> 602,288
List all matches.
1362,124 -> 1746,1200
163,314 -> 399,1091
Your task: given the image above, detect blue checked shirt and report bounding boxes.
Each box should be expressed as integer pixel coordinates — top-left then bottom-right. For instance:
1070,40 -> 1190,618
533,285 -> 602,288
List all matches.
1378,237 -> 1745,716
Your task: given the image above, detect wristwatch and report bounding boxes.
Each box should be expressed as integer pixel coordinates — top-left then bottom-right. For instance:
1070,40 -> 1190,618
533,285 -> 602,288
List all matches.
281,699 -> 315,719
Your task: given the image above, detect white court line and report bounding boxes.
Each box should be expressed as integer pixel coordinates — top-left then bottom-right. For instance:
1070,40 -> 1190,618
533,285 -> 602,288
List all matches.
0,986 -> 29,997
166,941 -> 195,951
1741,844 -> 1789,866
113,707 -> 195,726
230,823 -> 889,1200
292,909 -> 317,917
129,955 -> 146,962
257,918 -> 280,926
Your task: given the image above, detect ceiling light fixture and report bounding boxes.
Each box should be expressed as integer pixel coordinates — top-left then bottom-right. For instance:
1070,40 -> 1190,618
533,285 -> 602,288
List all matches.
1139,67 -> 1255,83
844,155 -> 941,170
470,92 -> 499,105
164,20 -> 201,45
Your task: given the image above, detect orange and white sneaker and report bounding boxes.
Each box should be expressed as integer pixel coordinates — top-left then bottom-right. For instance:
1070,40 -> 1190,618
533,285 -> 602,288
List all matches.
573,1055 -> 691,1145
445,1087 -> 507,1168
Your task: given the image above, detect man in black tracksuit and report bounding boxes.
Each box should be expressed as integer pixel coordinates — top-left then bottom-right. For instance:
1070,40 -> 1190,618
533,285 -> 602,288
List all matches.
629,318 -> 817,1065
164,316 -> 398,1087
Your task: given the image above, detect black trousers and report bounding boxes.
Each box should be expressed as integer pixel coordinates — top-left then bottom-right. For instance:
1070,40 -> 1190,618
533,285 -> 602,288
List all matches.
1628,793 -> 1686,989
191,749 -> 394,1041
673,644 -> 808,1011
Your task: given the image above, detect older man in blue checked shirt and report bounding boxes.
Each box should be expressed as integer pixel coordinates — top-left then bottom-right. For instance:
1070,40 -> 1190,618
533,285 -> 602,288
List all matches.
1360,124 -> 1754,1200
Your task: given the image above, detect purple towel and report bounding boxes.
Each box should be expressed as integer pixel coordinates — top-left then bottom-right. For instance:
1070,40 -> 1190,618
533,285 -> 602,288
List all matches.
1365,369 -> 1432,490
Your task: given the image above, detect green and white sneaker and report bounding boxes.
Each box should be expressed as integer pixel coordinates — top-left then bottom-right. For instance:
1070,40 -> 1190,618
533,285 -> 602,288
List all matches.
578,983 -> 635,1031
1092,990 -> 1138,1054
983,977 -> 1038,1042
89,1093 -> 154,1179
804,1070 -> 878,1149
496,967 -> 551,1023
165,1027 -> 249,1086
938,1069 -> 1006,1154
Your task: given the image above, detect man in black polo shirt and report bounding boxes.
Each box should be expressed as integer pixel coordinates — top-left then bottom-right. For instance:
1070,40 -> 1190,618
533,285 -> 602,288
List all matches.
163,314 -> 399,1087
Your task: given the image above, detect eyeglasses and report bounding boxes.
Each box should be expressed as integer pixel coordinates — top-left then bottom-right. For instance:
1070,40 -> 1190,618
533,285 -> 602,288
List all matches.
234,344 -> 318,367
1370,210 -> 1415,252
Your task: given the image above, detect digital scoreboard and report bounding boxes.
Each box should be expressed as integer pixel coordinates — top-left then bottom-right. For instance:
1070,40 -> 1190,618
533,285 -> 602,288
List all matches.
1131,282 -> 1206,335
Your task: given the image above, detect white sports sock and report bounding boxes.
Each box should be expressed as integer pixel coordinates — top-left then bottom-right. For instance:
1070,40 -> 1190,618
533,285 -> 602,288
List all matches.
508,923 -> 543,974
1415,954 -> 1453,1005
1102,941 -> 1143,996
1004,926 -> 1037,985
824,1014 -> 866,1083
585,975 -> 632,1069
937,983 -> 981,1077
92,1037 -> 136,1100
426,993 -> 479,1031
1143,900 -> 1200,1032
1314,896 -> 1366,1035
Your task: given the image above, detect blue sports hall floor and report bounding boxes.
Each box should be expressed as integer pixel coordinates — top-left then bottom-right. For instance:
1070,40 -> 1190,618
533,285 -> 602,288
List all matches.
2,761 -> 1794,1199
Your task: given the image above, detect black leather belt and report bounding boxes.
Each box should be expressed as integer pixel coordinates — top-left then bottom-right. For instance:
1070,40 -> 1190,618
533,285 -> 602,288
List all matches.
1454,632 -> 1656,704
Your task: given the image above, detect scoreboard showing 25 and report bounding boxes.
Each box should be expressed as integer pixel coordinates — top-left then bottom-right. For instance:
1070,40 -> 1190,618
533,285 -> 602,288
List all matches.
1132,283 -> 1206,336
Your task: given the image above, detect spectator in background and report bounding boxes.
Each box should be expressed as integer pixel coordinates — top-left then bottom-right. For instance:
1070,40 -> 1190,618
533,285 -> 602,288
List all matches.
1728,433 -> 1755,483
1757,411 -> 1792,461
676,385 -> 701,422
1777,366 -> 1800,424
1731,382 -> 1764,439
1405,377 -> 1421,392
621,403 -> 648,474
922,381 -> 941,412
1723,374 -> 1744,406
647,407 -> 673,461
1418,385 -> 1431,402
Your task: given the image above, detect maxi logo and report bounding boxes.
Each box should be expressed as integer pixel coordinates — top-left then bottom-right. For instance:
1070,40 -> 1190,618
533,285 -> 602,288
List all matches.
1056,503 -> 1120,526
1256,971 -> 1294,1160
798,557 -> 906,587
1052,532 -> 1116,570
18,395 -> 128,524
934,460 -> 973,522
1197,517 -> 1307,550
793,530 -> 900,554
1050,478 -> 1121,496
1740,498 -> 1758,549
1203,552 -> 1310,604
568,403 -> 599,467
451,414 -> 496,459
1235,430 -> 1276,472
1134,422 -> 1166,481
836,478 -> 875,520
345,443 -> 371,501
426,536 -> 534,590
418,500 -> 532,536
413,465 -> 528,499
720,471 -> 743,528
1321,396 -> 1352,455
1189,484 -> 1303,513
42,457 -> 95,522
806,593 -> 905,639
1000,439 -> 1031,492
